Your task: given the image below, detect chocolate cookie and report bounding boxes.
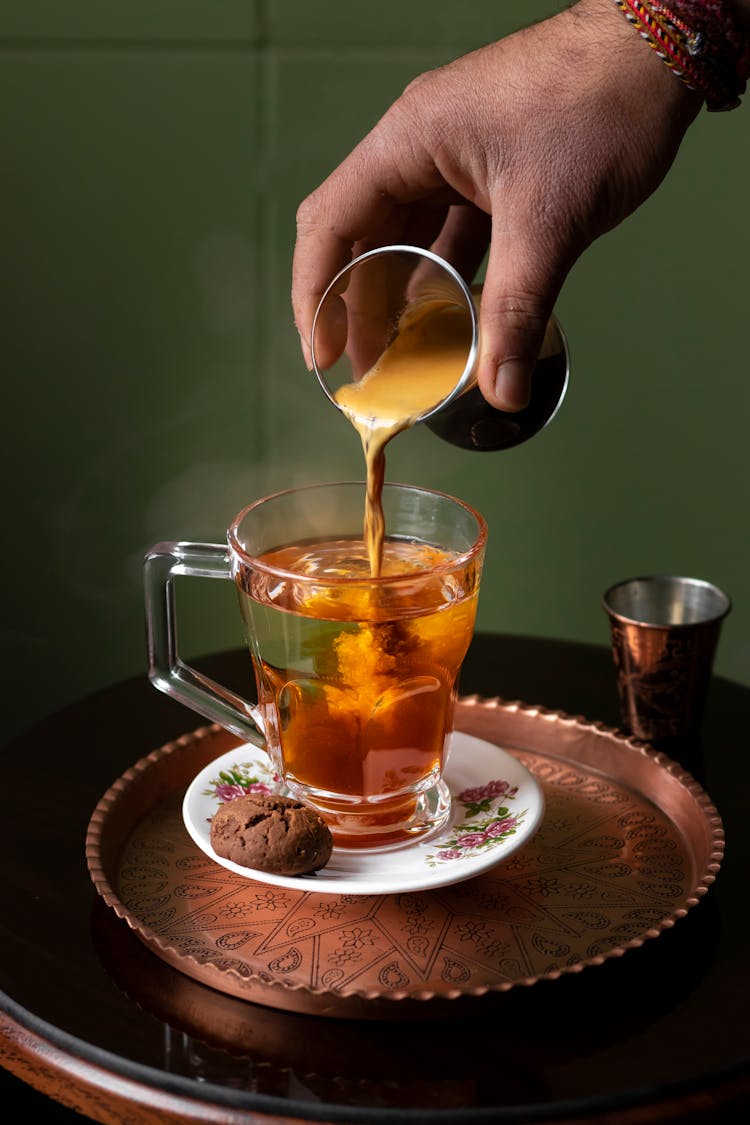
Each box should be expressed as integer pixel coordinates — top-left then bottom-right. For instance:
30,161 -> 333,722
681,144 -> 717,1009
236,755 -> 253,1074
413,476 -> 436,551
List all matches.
209,793 -> 333,876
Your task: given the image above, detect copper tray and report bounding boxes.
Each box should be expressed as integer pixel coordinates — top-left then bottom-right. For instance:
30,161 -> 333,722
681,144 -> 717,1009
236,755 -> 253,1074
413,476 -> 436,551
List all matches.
86,696 -> 724,1020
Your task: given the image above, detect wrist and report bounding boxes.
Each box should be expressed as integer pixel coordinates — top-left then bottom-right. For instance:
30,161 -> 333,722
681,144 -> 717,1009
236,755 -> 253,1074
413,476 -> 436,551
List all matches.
599,0 -> 750,110
570,0 -> 703,114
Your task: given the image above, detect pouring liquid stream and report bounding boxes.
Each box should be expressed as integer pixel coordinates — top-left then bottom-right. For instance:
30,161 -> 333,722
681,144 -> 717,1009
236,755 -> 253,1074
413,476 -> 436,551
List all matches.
238,283 -> 485,845
334,296 -> 474,576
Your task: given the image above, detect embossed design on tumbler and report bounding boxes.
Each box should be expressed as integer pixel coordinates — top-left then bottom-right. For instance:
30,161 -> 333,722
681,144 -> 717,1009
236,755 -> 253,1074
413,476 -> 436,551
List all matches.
603,576 -> 731,743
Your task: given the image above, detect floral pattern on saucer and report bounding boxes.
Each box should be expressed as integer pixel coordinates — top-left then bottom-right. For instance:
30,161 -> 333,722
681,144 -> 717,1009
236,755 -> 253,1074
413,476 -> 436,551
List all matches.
200,764 -> 528,869
426,780 -> 527,866
202,759 -> 280,804
182,733 -> 544,895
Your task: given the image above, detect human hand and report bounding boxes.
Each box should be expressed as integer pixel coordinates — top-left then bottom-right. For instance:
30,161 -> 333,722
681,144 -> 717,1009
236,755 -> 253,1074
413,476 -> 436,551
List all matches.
292,0 -> 701,410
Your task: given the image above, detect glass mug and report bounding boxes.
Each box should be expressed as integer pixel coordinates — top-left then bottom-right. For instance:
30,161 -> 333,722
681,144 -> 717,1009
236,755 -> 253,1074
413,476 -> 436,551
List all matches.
144,481 -> 487,848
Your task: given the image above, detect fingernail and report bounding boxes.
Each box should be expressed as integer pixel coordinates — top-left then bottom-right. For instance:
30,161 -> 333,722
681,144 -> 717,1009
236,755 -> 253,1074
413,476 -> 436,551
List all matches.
494,360 -> 531,411
295,324 -> 313,371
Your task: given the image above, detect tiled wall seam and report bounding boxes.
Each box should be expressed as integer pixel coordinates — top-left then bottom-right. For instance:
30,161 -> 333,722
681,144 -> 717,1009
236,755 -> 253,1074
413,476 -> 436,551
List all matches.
257,2 -> 273,485
0,38 -> 259,50
0,0 -> 262,44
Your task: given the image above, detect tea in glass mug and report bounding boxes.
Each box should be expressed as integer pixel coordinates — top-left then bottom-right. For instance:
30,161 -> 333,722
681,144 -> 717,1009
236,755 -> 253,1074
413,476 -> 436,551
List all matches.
145,481 -> 486,847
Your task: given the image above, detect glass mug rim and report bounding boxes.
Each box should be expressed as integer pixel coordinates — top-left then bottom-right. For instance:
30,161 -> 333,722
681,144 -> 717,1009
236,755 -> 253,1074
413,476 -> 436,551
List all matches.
227,479 -> 488,584
145,478 -> 487,845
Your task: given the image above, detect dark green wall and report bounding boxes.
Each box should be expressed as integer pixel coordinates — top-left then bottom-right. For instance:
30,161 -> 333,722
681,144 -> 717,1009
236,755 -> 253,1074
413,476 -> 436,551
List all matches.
2,1 -> 748,748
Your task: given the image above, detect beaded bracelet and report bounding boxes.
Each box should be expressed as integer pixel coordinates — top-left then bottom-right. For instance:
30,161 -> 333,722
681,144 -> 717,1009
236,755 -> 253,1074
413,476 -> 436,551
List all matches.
612,0 -> 750,110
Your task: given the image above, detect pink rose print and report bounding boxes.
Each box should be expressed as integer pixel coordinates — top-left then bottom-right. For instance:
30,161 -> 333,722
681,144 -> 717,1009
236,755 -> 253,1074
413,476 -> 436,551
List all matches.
456,832 -> 488,848
424,774 -> 529,868
214,783 -> 248,802
487,817 -> 518,837
459,779 -> 518,803
214,781 -> 273,802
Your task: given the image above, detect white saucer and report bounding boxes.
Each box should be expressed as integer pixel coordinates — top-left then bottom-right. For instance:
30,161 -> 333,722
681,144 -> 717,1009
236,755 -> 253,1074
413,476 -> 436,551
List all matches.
182,731 -> 544,896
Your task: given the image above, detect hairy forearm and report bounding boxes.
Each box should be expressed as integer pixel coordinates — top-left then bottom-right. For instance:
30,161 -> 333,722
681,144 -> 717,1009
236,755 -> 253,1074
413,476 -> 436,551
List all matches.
572,0 -> 703,120
586,0 -> 750,28
581,0 -> 750,112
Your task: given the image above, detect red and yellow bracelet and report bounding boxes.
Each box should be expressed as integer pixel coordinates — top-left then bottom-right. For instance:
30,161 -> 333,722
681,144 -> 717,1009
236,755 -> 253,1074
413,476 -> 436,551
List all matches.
612,0 -> 750,109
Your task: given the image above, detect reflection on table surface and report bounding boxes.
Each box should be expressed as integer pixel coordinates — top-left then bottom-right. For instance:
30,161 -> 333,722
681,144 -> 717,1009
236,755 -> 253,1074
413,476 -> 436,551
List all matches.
1,636 -> 749,1123
92,892 -> 723,1112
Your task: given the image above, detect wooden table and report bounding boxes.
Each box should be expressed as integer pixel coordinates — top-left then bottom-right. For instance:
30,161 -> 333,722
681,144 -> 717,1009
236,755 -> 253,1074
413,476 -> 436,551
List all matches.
1,635 -> 749,1123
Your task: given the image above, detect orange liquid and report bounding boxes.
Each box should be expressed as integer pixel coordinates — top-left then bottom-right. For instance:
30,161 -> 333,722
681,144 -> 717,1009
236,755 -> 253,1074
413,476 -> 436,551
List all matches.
237,291 -> 480,844
334,296 -> 474,575
237,537 -> 480,846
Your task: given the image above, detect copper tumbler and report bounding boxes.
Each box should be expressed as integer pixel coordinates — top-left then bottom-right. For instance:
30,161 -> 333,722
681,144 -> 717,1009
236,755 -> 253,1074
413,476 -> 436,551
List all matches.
602,575 -> 731,743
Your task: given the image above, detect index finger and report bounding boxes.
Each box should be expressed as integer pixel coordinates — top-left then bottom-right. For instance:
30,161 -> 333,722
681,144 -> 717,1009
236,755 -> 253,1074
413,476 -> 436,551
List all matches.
292,153 -> 397,369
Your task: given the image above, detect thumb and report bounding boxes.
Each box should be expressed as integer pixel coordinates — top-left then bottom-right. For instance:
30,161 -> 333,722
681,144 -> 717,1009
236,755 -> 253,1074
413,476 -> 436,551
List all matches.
476,224 -> 564,412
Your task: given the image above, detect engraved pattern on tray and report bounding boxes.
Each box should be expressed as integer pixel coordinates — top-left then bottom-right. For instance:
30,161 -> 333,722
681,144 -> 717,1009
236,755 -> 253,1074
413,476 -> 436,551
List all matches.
87,698 -> 724,1016
117,751 -> 693,996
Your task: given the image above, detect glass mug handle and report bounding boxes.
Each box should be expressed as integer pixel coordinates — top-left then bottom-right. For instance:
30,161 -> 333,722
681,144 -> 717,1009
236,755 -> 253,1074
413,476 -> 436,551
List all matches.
143,541 -> 265,747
